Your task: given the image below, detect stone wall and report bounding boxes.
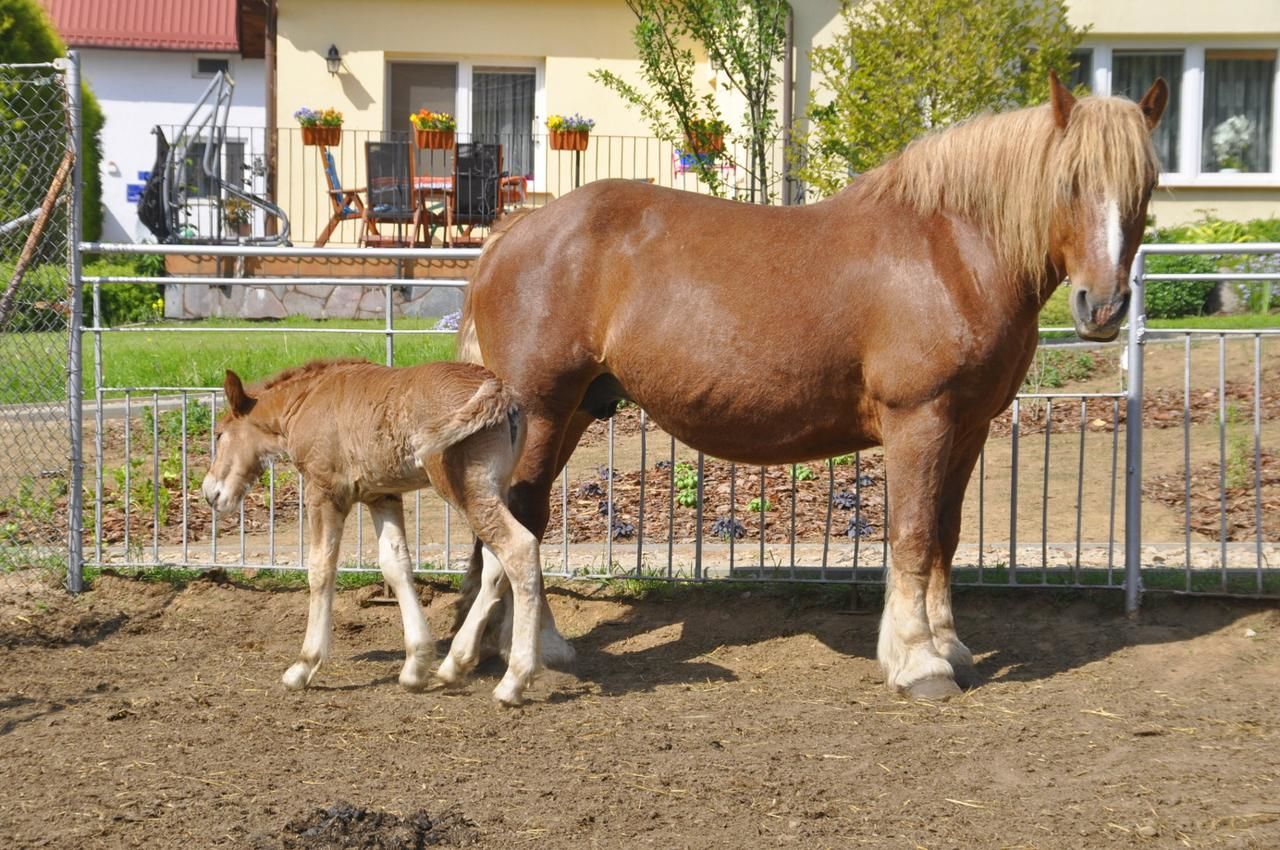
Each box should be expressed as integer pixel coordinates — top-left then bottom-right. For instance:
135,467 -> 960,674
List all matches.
164,281 -> 463,321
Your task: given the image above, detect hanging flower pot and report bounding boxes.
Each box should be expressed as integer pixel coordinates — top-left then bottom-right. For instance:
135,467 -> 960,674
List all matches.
549,129 -> 590,151
301,125 -> 341,146
414,128 -> 455,150
295,108 -> 344,146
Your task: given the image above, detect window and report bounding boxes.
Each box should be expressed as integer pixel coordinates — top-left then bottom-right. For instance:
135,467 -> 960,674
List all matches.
184,140 -> 245,198
1201,50 -> 1275,173
1069,49 -> 1093,93
472,68 -> 536,179
1112,51 -> 1183,172
194,57 -> 230,78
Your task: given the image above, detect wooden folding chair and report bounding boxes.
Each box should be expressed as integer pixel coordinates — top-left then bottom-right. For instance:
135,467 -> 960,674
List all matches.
313,147 -> 366,247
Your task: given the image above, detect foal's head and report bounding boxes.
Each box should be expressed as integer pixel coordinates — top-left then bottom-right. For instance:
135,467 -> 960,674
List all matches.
1046,72 -> 1168,341
201,370 -> 281,513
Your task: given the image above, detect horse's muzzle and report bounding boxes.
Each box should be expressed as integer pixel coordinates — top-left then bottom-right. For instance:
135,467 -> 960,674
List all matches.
1072,288 -> 1130,342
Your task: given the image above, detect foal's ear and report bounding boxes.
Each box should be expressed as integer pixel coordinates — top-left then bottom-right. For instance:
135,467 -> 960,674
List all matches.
223,370 -> 256,418
1048,70 -> 1076,130
1138,77 -> 1169,131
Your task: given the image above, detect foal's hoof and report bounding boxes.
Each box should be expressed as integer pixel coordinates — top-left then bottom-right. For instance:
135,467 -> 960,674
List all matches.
282,663 -> 314,691
903,676 -> 963,701
399,667 -> 433,692
492,680 -> 525,708
434,654 -> 466,686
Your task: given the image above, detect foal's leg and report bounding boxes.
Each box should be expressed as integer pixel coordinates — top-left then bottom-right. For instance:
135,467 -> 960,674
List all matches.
369,495 -> 433,690
877,403 -> 962,699
927,424 -> 989,688
283,500 -> 346,689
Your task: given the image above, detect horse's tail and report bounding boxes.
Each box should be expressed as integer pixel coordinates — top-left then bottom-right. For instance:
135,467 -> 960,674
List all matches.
422,373 -> 521,458
457,208 -> 535,366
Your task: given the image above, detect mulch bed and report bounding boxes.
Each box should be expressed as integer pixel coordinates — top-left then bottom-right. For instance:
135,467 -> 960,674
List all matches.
1144,450 -> 1280,542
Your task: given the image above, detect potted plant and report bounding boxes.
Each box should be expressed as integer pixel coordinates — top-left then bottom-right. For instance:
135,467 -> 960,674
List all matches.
683,117 -> 728,155
296,107 -> 344,146
410,109 -> 456,149
1212,114 -> 1255,173
547,113 -> 594,151
222,197 -> 253,238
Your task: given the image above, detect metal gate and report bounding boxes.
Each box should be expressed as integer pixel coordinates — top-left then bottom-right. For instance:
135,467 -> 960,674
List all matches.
0,57 -> 83,593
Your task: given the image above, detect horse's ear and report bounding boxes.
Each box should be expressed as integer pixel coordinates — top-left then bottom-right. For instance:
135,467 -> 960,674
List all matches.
1138,77 -> 1169,131
1048,70 -> 1076,130
224,370 -> 256,418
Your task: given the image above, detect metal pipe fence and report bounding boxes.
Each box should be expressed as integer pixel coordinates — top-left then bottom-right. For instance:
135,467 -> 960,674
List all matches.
46,240 -> 1280,609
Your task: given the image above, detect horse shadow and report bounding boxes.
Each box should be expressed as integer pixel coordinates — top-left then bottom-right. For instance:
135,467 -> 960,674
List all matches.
520,584 -> 1270,701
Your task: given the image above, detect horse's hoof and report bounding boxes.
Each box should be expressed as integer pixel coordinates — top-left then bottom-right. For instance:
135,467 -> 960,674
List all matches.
399,668 -> 432,692
282,663 -> 313,691
492,681 -> 525,708
540,633 -> 576,670
903,675 -> 963,701
434,654 -> 465,685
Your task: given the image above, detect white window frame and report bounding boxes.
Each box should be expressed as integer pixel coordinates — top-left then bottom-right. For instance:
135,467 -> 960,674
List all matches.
383,56 -> 547,192
1081,40 -> 1280,187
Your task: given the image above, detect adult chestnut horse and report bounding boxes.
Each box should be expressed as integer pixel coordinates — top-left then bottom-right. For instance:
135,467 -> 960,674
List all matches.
459,74 -> 1168,699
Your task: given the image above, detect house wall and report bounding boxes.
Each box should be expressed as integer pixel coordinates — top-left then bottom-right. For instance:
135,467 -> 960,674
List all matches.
78,47 -> 265,242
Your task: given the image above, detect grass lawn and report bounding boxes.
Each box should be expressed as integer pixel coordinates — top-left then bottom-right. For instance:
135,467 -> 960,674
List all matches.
0,317 -> 456,405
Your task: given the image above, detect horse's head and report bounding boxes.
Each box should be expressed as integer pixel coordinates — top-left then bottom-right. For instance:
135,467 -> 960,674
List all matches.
1047,72 -> 1168,341
201,370 -> 281,513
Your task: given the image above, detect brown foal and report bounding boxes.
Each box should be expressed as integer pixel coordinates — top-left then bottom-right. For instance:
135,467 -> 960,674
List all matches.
458,74 -> 1169,699
200,359 -> 543,705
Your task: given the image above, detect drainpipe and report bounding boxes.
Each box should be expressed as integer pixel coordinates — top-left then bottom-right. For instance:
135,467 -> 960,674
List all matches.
264,0 -> 278,236
781,2 -> 794,205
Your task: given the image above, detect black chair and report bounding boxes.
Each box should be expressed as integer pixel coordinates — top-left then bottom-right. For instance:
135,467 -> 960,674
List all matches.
450,142 -> 503,247
361,140 -> 424,247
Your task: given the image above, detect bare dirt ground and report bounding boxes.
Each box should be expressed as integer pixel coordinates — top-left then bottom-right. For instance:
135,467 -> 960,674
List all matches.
2,574 -> 1278,849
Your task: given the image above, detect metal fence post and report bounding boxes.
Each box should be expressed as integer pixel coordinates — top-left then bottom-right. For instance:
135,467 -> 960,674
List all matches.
1123,250 -> 1146,615
64,51 -> 86,593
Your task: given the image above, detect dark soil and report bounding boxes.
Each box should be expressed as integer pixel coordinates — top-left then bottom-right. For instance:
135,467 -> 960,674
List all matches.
1,575 -> 1278,849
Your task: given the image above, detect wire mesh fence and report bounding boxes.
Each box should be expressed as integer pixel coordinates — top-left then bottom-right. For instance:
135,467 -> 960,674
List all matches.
0,60 -> 75,595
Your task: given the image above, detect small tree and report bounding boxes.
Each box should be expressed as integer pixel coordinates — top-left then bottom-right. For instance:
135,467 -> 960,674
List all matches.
592,0 -> 788,202
794,0 -> 1086,198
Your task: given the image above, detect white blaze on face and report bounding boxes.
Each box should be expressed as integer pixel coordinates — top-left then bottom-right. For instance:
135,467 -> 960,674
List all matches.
1104,197 -> 1122,269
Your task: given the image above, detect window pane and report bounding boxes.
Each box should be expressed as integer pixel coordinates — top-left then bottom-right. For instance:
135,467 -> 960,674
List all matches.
1113,51 -> 1182,171
1202,51 -> 1274,173
1069,49 -> 1092,93
472,69 -> 536,180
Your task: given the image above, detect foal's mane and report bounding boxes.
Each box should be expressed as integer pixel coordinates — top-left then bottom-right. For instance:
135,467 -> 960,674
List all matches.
853,96 -> 1159,285
255,358 -> 371,393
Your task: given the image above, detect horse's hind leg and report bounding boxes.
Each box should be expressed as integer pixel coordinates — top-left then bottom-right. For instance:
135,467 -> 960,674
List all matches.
877,403 -> 962,700
369,495 -> 433,690
283,499 -> 345,689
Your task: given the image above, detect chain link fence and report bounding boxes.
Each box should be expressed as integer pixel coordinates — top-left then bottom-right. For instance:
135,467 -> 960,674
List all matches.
0,60 -> 76,596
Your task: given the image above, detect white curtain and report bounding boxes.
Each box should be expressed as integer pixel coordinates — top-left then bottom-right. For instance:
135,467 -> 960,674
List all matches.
472,70 -> 535,179
1201,53 -> 1275,173
1113,51 -> 1183,171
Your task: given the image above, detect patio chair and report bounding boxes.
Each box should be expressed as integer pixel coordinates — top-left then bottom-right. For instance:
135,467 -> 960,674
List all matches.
449,142 -> 505,247
361,140 -> 426,247
314,147 -> 365,247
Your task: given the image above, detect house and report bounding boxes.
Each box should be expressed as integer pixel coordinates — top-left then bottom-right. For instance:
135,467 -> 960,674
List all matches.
40,0 -> 267,242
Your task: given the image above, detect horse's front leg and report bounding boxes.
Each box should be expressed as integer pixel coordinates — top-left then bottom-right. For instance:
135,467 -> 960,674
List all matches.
928,424 -> 990,689
283,499 -> 346,689
369,495 -> 433,691
878,403 -> 962,700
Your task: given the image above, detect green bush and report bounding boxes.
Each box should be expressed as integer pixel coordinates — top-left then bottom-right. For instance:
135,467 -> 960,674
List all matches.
1143,215 -> 1280,317
0,0 -> 105,242
83,257 -> 163,326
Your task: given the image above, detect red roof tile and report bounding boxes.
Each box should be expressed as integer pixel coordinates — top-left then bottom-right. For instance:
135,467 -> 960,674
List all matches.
39,0 -> 241,53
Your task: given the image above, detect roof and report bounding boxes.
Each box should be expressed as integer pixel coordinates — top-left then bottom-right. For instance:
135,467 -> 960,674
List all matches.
39,0 -> 244,53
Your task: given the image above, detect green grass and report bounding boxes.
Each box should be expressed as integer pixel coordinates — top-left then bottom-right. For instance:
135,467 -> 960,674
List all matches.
0,317 -> 457,404
1147,313 -> 1280,331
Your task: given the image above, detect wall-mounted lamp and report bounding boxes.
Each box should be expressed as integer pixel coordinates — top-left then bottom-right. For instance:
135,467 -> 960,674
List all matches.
325,44 -> 341,76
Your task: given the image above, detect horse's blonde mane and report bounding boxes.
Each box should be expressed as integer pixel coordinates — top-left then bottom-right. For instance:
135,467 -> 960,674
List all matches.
854,96 -> 1159,284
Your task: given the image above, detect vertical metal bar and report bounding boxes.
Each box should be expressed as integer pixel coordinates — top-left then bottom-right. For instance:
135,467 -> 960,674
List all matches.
821,458 -> 834,575
1217,333 -> 1227,587
181,393 -> 189,563
92,277 -> 103,565
123,393 -> 132,556
1041,398 -> 1052,580
65,52 -> 85,591
1074,397 -> 1085,584
788,464 -> 797,579
1123,254 -> 1146,614
210,390 -> 218,562
636,409 -> 646,576
695,451 -> 705,580
758,466 -> 766,571
267,458 -> 276,565
668,437 -> 675,578
729,462 -> 737,573
238,494 -> 246,565
1254,333 -> 1264,593
298,472 -> 305,571
414,489 -> 421,571
1184,334 -> 1192,591
853,452 -> 862,579
557,466 -> 566,575
977,448 -> 984,580
447,501 -> 455,571
1009,397 -> 1020,584
384,283 -> 394,366
151,391 -> 160,562
882,464 -> 889,576
1107,398 -> 1119,581
605,418 -> 615,573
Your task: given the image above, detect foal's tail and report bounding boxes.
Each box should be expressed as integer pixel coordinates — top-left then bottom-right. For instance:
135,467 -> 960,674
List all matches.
422,374 -> 521,458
